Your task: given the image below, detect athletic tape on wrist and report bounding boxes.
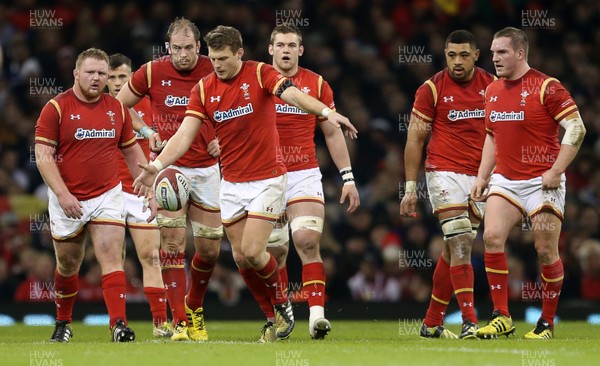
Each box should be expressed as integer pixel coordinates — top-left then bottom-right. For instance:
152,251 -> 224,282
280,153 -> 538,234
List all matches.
139,126 -> 154,139
321,107 -> 333,118
150,159 -> 164,172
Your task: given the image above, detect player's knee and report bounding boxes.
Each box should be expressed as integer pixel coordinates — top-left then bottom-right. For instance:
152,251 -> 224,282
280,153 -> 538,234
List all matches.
268,245 -> 289,266
241,245 -> 264,267
295,237 -> 320,259
482,229 -> 505,251
290,216 -> 322,258
56,256 -> 80,276
191,221 -> 224,240
232,251 -> 249,269
137,247 -> 157,268
195,244 -> 220,264
56,259 -> 80,277
534,241 -> 558,263
440,213 -> 471,241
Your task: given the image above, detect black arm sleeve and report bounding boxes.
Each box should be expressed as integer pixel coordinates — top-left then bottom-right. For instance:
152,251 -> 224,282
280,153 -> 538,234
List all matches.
275,78 -> 296,98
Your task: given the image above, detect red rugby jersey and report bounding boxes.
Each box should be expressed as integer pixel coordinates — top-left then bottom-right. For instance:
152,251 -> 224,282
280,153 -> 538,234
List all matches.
412,67 -> 495,175
274,66 -> 334,172
127,55 -> 217,168
186,61 -> 287,182
485,68 -> 578,180
35,89 -> 136,200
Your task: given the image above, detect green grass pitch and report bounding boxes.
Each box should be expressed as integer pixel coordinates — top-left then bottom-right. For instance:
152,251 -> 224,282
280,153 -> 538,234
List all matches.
1,320 -> 599,366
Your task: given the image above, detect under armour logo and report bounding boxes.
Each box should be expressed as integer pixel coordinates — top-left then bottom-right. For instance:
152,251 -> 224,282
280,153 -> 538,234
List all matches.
70,114 -> 80,120
210,96 -> 221,102
119,294 -> 126,299
265,207 -> 274,213
311,291 -> 322,296
161,80 -> 172,86
463,302 -> 473,307
443,96 -> 454,102
490,284 -> 502,290
489,96 -> 498,102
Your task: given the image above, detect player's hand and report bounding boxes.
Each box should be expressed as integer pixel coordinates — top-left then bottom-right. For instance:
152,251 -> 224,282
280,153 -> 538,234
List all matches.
327,112 -> 358,139
400,191 -> 418,217
340,183 -> 360,213
143,191 -> 158,222
133,163 -> 159,196
57,191 -> 83,219
541,168 -> 562,190
150,132 -> 166,152
470,177 -> 489,202
207,138 -> 220,157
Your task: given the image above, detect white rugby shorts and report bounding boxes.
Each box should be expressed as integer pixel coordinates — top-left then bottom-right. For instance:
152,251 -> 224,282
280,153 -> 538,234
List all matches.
48,183 -> 125,241
220,174 -> 287,226
488,173 -> 565,219
426,171 -> 484,219
172,163 -> 220,213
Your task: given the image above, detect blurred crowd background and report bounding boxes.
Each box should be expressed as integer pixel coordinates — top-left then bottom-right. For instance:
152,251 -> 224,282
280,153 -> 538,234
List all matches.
0,0 -> 599,308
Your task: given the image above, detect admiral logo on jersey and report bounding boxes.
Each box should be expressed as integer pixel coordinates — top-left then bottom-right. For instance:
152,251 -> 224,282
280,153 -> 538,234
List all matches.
74,128 -> 116,140
489,110 -> 524,122
213,103 -> 254,123
447,109 -> 485,121
276,103 -> 308,115
164,95 -> 189,107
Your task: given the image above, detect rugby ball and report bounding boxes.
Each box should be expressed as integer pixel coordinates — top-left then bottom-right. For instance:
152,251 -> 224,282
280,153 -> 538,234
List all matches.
154,168 -> 190,211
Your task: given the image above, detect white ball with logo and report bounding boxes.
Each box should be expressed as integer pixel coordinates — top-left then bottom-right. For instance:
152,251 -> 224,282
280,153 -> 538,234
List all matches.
154,168 -> 190,211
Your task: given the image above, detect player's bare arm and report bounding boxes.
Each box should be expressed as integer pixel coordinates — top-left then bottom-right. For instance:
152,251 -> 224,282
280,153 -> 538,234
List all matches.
280,86 -> 358,139
471,133 -> 496,201
400,116 -> 430,217
116,86 -> 164,151
542,111 -> 586,190
320,119 -> 360,213
34,143 -> 83,219
133,114 -> 202,192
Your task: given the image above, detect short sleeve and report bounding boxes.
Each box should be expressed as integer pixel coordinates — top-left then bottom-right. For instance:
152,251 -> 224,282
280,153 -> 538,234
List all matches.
128,62 -> 151,98
35,100 -> 61,147
543,79 -> 578,121
185,82 -> 208,121
411,81 -> 436,122
119,103 -> 137,148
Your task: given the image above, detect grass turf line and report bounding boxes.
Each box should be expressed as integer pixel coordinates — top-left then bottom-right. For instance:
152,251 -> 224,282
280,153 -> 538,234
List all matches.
1,320 -> 599,366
